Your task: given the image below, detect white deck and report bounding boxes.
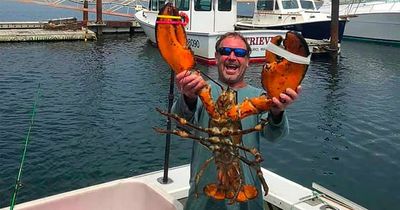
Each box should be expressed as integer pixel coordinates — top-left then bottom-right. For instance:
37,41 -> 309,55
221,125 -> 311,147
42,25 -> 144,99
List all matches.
1,165 -> 366,210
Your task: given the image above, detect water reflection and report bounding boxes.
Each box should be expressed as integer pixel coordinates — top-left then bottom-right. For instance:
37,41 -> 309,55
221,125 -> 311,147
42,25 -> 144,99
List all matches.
1,33 -> 400,210
320,58 -> 345,139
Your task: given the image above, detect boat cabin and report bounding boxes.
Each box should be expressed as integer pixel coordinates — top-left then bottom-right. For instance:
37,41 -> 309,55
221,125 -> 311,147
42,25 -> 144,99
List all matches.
256,0 -> 317,13
253,0 -> 319,25
146,0 -> 238,32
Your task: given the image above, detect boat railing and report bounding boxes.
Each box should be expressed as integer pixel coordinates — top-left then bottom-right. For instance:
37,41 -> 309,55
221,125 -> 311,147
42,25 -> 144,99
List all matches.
341,0 -> 399,15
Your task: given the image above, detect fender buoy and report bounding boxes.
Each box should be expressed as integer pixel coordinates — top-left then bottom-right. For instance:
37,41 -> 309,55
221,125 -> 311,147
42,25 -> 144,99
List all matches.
179,12 -> 189,27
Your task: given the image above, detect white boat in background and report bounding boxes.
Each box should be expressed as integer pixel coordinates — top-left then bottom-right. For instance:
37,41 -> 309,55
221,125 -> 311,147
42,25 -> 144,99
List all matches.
235,0 -> 348,42
134,0 -> 289,64
318,0 -> 400,42
0,165 -> 367,210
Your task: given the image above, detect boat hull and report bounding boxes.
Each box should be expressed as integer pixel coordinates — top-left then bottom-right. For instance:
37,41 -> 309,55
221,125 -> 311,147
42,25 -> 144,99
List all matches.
344,12 -> 400,42
235,19 -> 347,42
318,1 -> 400,43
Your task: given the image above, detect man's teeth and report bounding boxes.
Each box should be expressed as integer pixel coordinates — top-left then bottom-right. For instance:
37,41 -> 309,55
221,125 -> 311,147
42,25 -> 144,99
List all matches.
226,64 -> 238,69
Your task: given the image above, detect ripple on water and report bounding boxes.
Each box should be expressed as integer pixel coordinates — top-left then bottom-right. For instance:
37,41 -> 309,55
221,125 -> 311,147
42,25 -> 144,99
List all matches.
1,34 -> 400,209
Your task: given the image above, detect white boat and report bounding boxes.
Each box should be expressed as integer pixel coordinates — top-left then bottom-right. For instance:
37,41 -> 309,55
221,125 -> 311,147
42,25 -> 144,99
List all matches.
134,0 -> 332,65
0,164 -> 367,210
134,0 -> 290,64
235,0 -> 348,42
318,0 -> 400,42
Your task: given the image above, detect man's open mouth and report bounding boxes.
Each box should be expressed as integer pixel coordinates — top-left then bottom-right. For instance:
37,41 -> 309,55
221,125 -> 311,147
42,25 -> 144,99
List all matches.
225,63 -> 239,73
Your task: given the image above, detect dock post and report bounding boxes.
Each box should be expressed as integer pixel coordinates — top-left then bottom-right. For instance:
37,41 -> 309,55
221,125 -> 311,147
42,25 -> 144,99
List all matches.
96,0 -> 103,35
330,0 -> 339,57
83,0 -> 89,27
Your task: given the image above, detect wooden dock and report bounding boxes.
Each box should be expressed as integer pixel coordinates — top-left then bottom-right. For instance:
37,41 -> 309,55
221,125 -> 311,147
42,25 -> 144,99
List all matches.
0,28 -> 96,42
0,18 -> 96,42
306,38 -> 342,55
87,20 -> 143,34
0,18 -> 143,42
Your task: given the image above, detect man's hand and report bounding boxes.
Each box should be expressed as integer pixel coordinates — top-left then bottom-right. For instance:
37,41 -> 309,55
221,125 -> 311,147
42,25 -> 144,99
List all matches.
270,85 -> 302,117
175,71 -> 207,105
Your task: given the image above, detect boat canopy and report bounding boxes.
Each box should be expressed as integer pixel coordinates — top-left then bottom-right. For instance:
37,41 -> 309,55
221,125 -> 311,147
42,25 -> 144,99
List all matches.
146,0 -> 238,32
256,0 -> 317,12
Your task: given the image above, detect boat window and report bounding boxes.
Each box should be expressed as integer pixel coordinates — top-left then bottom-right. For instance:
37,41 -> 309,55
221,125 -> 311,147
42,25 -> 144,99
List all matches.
159,0 -> 165,8
195,0 -> 212,11
282,0 -> 299,9
218,0 -> 232,11
150,0 -> 158,10
300,0 -> 314,9
256,0 -> 274,10
176,0 -> 190,11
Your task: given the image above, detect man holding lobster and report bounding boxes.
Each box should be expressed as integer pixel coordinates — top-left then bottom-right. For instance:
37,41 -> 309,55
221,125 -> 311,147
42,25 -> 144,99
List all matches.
172,32 -> 304,210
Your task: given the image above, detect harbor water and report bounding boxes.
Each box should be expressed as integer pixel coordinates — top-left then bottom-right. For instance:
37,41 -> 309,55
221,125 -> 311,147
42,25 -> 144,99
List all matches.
1,1 -> 400,210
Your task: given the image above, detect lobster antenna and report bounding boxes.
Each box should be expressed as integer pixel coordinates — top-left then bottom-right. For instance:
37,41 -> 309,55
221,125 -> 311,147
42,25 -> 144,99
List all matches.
9,83 -> 41,210
197,70 -> 224,90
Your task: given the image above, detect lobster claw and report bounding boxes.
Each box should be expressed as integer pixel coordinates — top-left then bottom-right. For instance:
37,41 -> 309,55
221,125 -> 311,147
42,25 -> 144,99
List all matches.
155,2 -> 195,73
156,3 -> 220,119
262,31 -> 310,98
227,31 -> 310,121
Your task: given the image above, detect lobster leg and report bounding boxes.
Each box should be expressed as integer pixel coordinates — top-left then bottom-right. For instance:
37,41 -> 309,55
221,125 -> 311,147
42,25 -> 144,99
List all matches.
156,108 -> 269,137
194,157 -> 214,198
237,155 -> 269,196
156,108 -> 219,134
154,126 -> 257,155
153,127 -> 212,148
230,162 -> 246,204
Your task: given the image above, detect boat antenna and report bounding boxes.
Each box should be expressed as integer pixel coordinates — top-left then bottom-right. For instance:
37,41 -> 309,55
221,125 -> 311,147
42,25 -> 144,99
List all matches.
9,83 -> 41,210
158,70 -> 175,184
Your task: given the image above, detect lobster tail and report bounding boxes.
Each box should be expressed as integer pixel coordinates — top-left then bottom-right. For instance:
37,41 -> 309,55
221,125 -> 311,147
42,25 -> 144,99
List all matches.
204,184 -> 258,203
156,3 -> 195,73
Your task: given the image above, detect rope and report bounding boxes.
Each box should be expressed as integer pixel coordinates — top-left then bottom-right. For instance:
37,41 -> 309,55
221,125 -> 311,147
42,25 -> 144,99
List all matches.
156,14 -> 189,26
9,83 -> 41,210
157,15 -> 182,19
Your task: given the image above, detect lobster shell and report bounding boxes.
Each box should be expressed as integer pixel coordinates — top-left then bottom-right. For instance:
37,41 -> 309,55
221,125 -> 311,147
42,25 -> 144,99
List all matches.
262,31 -> 310,99
155,3 -> 195,73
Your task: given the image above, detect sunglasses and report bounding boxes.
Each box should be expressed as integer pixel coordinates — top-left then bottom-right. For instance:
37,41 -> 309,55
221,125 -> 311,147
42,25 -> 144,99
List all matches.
217,47 -> 249,57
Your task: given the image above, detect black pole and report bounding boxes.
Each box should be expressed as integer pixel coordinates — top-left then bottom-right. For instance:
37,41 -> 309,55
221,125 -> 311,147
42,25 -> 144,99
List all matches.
161,70 -> 175,184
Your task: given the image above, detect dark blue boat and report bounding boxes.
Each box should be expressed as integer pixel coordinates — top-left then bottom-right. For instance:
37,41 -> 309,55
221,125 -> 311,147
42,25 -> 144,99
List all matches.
236,0 -> 347,42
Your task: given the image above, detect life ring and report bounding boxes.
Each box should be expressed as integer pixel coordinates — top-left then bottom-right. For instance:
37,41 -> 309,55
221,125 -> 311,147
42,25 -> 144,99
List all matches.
179,12 -> 189,27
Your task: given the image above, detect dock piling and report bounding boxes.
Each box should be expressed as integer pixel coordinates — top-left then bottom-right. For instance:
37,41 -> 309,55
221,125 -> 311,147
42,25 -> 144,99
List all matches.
83,0 -> 89,27
96,0 -> 104,35
330,0 -> 340,57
